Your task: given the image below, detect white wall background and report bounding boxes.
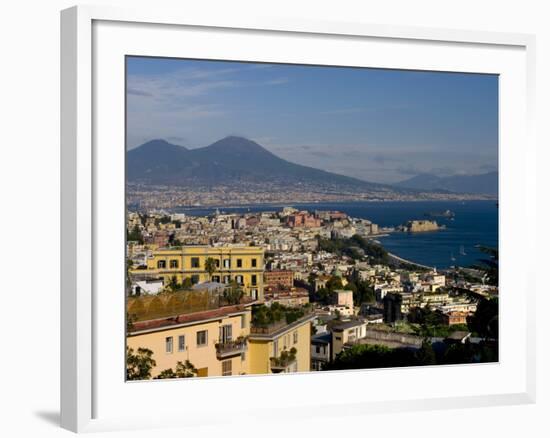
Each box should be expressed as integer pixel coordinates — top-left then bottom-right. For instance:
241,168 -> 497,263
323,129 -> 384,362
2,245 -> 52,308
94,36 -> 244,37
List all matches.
0,1 -> 547,437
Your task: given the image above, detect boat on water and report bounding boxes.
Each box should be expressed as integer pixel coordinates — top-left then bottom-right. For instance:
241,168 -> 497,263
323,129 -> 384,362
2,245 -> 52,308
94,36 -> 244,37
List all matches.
459,245 -> 467,256
451,252 -> 456,262
424,209 -> 455,219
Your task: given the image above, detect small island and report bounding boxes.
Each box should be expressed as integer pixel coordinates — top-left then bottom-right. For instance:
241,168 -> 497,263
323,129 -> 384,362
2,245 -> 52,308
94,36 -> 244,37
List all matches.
399,220 -> 445,233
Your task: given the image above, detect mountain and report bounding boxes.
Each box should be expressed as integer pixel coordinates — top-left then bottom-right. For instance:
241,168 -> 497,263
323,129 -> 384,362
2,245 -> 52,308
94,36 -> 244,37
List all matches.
127,136 -> 391,191
395,171 -> 498,195
127,139 -> 190,179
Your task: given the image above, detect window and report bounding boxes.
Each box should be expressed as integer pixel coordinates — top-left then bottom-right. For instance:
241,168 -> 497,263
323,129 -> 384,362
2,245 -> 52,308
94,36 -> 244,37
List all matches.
222,360 -> 232,376
251,289 -> 258,300
241,352 -> 246,362
241,314 -> 247,329
251,274 -> 257,286
169,259 -> 178,269
223,259 -> 231,269
215,259 -> 220,268
223,275 -> 230,284
191,257 -> 200,268
236,259 -> 243,268
236,275 -> 243,285
178,335 -> 185,352
212,275 -> 220,283
273,339 -> 278,357
315,345 -> 321,354
251,258 -> 257,268
219,324 -> 232,343
165,336 -> 173,353
197,330 -> 208,346
157,260 -> 166,269
293,331 -> 298,344
191,274 -> 200,284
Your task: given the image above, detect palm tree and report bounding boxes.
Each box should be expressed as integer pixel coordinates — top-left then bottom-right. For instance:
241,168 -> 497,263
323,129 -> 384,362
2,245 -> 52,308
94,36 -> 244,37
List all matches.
204,257 -> 217,282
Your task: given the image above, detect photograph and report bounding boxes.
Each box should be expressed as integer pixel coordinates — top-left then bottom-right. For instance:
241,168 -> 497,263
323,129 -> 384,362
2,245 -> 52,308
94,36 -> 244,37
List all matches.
125,56 -> 499,380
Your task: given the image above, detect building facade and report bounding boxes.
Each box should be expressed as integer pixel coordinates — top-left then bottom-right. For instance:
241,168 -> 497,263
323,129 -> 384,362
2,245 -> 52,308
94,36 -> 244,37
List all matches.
127,303 -> 253,378
134,245 -> 265,300
330,319 -> 368,360
248,313 -> 315,374
264,269 -> 294,289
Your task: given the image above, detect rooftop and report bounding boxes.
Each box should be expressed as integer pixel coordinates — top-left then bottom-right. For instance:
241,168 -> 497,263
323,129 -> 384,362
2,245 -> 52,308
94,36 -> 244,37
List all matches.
330,318 -> 367,332
249,311 -> 316,339
128,302 -> 254,335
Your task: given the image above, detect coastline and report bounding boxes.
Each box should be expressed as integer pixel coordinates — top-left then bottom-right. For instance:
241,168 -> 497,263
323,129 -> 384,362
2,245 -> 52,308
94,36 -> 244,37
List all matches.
165,198 -> 497,214
139,199 -> 496,271
387,252 -> 435,271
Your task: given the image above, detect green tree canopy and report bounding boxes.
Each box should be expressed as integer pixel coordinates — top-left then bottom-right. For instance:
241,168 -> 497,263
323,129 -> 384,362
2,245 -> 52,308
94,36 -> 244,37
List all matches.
204,257 -> 217,280
126,347 -> 156,380
468,297 -> 498,339
155,360 -> 198,379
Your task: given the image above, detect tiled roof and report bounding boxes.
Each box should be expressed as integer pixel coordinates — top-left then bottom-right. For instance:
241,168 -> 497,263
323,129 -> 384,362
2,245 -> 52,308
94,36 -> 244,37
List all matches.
129,303 -> 251,334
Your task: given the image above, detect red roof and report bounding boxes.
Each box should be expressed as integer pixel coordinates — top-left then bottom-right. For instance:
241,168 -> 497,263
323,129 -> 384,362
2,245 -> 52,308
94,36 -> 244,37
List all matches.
130,303 -> 251,334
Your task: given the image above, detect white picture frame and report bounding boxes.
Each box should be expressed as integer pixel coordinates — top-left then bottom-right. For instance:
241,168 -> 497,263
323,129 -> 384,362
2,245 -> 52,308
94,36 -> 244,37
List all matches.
61,5 -> 536,433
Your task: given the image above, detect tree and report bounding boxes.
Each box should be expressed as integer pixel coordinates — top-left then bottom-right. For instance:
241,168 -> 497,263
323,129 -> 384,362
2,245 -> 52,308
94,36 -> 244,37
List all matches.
181,277 -> 193,289
414,340 -> 437,365
346,279 -> 375,305
167,275 -> 180,292
468,297 -> 498,340
126,259 -> 134,295
325,276 -> 343,291
126,347 -> 156,380
127,225 -> 144,244
223,280 -> 244,305
155,360 -> 198,379
204,257 -> 217,281
472,246 -> 498,286
314,287 -> 330,304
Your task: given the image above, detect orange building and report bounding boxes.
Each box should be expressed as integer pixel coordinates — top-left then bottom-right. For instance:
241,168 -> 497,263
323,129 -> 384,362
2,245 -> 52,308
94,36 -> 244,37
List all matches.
264,270 -> 294,289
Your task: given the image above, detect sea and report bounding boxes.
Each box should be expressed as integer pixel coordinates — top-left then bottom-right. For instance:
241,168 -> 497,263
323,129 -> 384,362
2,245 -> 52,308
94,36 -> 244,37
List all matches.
171,200 -> 498,270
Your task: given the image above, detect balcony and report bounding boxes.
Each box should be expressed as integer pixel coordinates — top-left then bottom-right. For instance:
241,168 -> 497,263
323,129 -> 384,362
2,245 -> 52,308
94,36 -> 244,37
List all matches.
270,347 -> 297,373
215,337 -> 248,360
250,308 -> 315,336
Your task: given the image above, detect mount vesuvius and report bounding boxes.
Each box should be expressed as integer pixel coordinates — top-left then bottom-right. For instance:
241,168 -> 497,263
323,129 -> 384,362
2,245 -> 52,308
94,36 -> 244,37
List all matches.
127,136 -> 394,192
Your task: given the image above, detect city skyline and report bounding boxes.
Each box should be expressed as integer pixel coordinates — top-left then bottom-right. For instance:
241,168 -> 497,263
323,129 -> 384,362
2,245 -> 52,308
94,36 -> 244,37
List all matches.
126,56 -> 498,184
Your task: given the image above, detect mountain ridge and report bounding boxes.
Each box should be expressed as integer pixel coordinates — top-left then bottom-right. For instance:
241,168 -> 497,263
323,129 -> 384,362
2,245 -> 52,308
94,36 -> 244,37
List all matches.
127,136 -> 392,191
395,171 -> 498,195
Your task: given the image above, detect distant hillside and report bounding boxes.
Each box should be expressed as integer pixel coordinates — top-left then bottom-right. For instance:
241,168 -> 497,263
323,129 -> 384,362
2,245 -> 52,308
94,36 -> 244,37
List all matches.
127,136 -> 394,191
395,171 -> 498,195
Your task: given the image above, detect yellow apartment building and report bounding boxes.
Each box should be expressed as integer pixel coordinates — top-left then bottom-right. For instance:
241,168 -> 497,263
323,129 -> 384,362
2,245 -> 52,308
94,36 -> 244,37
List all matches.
248,313 -> 315,374
134,245 -> 265,300
127,302 -> 253,378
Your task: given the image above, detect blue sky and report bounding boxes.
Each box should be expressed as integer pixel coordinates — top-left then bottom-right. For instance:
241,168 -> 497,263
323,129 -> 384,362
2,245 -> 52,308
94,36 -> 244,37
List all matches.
126,56 -> 498,183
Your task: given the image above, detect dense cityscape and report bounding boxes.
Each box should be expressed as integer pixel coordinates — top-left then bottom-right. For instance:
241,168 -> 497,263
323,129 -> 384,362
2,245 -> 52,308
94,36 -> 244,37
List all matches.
126,205 -> 498,380
127,181 -> 495,210
125,57 -> 498,380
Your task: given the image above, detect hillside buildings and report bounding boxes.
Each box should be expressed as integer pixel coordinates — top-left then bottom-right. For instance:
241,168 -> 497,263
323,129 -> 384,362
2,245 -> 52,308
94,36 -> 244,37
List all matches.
127,299 -> 253,378
127,293 -> 315,378
126,207 -> 496,378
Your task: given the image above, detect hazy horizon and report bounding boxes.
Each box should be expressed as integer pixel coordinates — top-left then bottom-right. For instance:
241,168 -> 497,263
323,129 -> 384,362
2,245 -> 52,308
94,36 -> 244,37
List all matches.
126,57 -> 498,184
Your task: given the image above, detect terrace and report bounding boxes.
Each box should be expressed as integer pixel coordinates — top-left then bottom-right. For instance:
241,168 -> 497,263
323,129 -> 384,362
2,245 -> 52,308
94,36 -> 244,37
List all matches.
270,347 -> 297,373
215,336 -> 248,360
250,303 -> 314,336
